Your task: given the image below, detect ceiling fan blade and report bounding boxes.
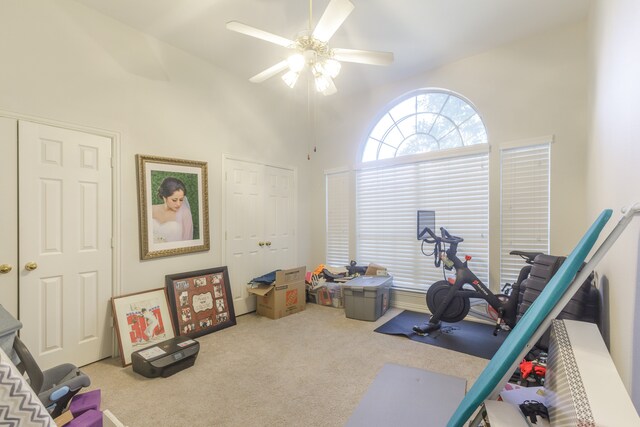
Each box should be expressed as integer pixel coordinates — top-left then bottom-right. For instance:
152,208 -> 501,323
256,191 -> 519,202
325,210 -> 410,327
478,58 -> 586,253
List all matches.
332,48 -> 394,66
226,21 -> 295,48
312,0 -> 355,43
249,60 -> 289,83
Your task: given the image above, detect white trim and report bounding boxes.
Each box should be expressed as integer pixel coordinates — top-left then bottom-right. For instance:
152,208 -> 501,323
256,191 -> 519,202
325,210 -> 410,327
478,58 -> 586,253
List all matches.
0,109 -> 122,357
356,143 -> 490,170
0,109 -> 122,297
324,166 -> 351,175
497,135 -> 555,151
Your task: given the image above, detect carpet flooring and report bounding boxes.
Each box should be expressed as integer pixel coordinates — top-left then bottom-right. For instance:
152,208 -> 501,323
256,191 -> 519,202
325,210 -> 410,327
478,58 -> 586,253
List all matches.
80,305 -> 489,427
374,310 -> 509,359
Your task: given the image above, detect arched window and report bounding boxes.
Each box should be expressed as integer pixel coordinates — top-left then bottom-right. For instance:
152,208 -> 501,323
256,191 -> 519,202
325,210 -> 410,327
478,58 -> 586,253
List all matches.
353,89 -> 490,290
362,89 -> 487,162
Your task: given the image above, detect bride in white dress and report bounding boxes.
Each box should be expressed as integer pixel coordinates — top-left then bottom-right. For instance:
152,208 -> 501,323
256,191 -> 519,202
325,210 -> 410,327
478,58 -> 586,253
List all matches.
152,177 -> 194,243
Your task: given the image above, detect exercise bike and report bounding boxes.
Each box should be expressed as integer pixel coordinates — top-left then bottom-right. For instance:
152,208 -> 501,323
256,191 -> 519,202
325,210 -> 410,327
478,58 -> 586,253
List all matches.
412,225 -> 541,336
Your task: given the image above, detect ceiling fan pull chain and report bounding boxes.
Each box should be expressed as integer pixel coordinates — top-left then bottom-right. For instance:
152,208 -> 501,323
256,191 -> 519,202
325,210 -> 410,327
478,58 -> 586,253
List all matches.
307,78 -> 312,160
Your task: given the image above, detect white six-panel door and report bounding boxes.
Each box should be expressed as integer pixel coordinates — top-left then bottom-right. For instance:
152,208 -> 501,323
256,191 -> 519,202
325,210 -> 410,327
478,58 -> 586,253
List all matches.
224,158 -> 296,315
225,159 -> 263,315
19,121 -> 113,370
0,117 -> 18,317
263,166 -> 295,271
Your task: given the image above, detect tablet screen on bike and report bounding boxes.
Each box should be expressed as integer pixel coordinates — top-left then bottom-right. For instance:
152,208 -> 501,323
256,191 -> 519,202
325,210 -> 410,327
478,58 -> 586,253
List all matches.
417,210 -> 435,240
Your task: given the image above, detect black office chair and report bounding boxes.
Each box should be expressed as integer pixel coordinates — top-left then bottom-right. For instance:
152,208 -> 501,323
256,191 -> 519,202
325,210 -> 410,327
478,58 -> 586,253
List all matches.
12,335 -> 91,418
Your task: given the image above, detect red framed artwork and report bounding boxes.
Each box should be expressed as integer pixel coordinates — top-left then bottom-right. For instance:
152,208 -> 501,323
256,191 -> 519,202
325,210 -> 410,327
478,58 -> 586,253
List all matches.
111,288 -> 175,366
165,266 -> 236,338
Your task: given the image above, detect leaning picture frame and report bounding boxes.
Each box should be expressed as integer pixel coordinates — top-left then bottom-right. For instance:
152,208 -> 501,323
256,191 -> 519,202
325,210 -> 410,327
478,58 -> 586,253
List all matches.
136,154 -> 210,260
165,266 -> 236,339
111,288 -> 175,366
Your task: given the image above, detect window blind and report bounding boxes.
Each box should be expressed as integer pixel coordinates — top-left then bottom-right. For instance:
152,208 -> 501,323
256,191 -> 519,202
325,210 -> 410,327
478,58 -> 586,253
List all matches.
356,151 -> 489,290
325,170 -> 350,267
500,143 -> 550,287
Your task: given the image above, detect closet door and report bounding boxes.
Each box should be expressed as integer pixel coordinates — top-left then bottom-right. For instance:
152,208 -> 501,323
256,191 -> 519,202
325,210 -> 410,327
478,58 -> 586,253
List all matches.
0,117 -> 18,317
263,166 -> 296,273
18,121 -> 113,370
224,158 -> 297,315
225,159 -> 264,315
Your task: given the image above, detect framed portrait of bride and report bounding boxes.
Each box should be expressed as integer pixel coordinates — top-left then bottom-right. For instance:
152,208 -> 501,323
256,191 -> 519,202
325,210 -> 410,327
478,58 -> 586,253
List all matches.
136,155 -> 210,259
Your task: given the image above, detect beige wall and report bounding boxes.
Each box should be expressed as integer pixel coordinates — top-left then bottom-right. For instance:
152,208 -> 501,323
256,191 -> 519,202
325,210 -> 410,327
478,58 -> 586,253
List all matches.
588,0 -> 640,408
309,22 -> 590,289
5,0 -> 638,408
0,0 -> 312,298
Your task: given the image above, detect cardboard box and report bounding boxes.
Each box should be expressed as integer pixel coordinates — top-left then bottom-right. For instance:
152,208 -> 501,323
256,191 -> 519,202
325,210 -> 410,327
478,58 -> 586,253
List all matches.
365,263 -> 388,276
54,410 -> 74,426
247,266 -> 306,319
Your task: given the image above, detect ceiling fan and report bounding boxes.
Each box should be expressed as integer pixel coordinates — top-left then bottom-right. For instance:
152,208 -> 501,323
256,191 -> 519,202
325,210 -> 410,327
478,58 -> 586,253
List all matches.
226,0 -> 394,96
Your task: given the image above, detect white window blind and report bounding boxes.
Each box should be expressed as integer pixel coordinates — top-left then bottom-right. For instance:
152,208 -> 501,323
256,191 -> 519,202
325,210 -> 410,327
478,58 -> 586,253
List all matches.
326,170 -> 350,267
500,143 -> 550,287
356,151 -> 489,290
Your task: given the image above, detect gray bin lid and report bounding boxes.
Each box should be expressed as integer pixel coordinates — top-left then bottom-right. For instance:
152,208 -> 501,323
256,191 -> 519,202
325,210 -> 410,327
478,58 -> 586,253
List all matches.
343,275 -> 392,290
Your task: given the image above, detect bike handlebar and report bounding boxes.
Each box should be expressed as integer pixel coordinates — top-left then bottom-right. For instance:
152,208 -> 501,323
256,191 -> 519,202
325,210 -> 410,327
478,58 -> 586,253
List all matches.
440,227 -> 464,244
419,226 -> 464,246
420,226 -> 464,269
418,226 -> 438,242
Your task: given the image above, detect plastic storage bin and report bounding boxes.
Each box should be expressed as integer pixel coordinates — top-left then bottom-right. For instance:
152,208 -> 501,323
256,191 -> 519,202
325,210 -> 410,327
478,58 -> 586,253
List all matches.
343,276 -> 393,321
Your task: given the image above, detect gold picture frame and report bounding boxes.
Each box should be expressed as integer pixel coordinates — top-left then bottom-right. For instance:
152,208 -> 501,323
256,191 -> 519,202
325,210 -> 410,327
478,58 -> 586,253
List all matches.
136,155 -> 210,259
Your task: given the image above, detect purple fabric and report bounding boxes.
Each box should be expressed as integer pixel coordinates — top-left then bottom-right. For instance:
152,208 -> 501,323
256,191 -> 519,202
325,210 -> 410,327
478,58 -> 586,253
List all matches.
70,389 -> 101,416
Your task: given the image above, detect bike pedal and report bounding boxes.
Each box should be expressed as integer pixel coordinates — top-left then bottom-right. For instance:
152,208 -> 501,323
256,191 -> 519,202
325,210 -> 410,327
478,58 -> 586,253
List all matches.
412,321 -> 441,336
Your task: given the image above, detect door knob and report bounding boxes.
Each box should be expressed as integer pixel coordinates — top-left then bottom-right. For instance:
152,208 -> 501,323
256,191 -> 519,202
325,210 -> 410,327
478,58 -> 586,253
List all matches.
25,262 -> 38,271
0,264 -> 12,274
258,241 -> 265,247
265,241 -> 272,247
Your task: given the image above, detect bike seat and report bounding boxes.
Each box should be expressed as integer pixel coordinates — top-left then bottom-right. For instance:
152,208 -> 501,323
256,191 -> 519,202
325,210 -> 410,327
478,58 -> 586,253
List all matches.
510,250 -> 543,263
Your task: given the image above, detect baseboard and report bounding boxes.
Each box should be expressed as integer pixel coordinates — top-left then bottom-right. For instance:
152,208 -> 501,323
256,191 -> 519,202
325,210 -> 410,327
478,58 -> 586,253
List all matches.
390,288 -> 429,313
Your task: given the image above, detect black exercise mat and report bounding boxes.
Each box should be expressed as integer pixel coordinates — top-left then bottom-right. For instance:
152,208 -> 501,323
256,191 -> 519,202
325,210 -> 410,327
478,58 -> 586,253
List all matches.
374,310 -> 508,359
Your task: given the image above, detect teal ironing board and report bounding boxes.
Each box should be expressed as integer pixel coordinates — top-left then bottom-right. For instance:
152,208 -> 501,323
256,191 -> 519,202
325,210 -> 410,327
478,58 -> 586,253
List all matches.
447,209 -> 613,427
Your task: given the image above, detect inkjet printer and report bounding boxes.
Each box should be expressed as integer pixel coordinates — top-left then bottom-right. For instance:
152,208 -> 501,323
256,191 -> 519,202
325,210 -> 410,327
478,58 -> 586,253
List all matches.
131,336 -> 199,378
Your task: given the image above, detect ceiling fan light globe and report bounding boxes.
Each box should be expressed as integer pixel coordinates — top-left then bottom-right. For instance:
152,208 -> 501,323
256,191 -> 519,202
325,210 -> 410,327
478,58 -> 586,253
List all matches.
324,59 -> 341,78
282,70 -> 300,88
287,54 -> 305,72
314,74 -> 331,93
312,61 -> 325,76
322,75 -> 338,96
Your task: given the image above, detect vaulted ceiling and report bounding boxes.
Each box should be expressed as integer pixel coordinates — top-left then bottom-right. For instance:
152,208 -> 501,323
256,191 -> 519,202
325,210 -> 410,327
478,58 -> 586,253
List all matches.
73,0 -> 591,95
